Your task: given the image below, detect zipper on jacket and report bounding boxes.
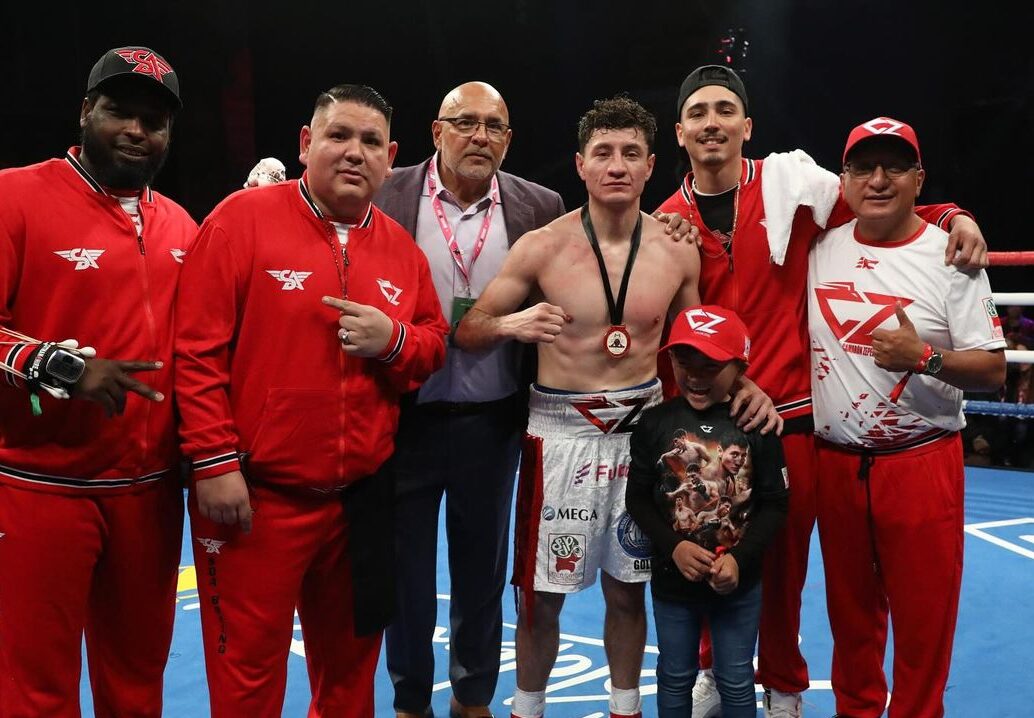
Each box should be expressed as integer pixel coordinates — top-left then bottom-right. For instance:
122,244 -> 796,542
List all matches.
320,221 -> 350,485
136,229 -> 158,469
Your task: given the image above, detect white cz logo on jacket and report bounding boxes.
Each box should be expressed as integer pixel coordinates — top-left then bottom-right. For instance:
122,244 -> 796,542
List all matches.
266,270 -> 312,290
54,248 -> 104,270
377,278 -> 402,306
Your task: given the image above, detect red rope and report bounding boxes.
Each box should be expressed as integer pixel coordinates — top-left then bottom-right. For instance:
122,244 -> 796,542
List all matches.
989,251 -> 1034,266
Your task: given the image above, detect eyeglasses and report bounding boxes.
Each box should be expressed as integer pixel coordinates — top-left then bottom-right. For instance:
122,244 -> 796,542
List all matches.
844,161 -> 920,180
438,117 -> 511,140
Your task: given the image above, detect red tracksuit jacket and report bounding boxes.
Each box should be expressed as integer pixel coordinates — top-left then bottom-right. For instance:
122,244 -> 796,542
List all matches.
174,178 -> 448,490
0,149 -> 197,493
657,158 -> 966,423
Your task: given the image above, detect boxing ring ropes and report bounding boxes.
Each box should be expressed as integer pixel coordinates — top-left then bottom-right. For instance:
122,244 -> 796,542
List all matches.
0,254 -> 1031,418
964,251 -> 1034,420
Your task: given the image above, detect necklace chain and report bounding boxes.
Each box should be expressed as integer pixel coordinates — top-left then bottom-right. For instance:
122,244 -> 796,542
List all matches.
691,179 -> 740,260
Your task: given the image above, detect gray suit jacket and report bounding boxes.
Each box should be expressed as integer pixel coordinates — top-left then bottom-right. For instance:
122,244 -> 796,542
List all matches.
373,158 -> 566,244
374,158 -> 565,411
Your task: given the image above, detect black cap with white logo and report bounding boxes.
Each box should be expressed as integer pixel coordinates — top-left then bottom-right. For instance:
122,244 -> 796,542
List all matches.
87,46 -> 181,109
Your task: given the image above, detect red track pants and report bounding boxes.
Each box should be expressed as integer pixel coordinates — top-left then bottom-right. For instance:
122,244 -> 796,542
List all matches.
816,434 -> 964,718
189,483 -> 380,718
0,480 -> 182,718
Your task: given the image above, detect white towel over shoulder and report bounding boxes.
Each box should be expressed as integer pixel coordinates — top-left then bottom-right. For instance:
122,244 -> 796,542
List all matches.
761,150 -> 839,265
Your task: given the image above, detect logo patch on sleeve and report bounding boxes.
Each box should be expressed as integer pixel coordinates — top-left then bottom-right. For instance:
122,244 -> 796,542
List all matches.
983,297 -> 1003,339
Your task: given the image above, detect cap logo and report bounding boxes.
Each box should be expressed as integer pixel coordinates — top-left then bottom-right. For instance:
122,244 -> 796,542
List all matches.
861,118 -> 904,137
684,308 -> 726,335
114,49 -> 173,83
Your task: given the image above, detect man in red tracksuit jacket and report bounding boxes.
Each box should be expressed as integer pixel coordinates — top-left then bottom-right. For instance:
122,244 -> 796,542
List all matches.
0,47 -> 195,717
654,65 -> 989,718
174,84 -> 448,718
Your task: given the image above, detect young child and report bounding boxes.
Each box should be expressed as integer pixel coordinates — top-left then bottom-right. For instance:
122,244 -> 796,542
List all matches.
626,305 -> 789,717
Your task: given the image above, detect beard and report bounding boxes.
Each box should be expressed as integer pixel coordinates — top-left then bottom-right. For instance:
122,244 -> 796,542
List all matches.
80,122 -> 168,190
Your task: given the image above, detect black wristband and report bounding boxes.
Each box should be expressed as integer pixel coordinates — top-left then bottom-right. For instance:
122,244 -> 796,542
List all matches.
24,342 -> 56,391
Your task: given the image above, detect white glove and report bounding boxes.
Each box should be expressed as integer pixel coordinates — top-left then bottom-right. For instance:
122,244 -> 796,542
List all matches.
244,158 -> 287,188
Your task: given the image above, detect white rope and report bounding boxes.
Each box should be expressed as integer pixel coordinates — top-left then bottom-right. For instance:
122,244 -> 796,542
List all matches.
992,292 -> 1034,306
1006,350 -> 1034,364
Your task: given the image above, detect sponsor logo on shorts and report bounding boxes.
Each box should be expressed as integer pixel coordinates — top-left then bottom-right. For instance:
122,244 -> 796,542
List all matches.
571,397 -> 648,434
616,513 -> 652,566
541,505 -> 599,522
572,460 -> 629,489
548,533 -> 586,585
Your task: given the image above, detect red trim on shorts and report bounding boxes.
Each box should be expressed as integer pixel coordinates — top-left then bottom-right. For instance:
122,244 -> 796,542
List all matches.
512,433 -> 545,625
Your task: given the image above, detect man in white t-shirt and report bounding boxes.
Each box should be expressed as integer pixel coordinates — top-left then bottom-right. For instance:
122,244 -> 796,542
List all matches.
807,117 -> 1006,718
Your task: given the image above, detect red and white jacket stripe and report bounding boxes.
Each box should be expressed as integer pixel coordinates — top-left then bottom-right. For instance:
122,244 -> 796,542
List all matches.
174,178 -> 448,489
656,158 -> 969,421
0,148 -> 197,494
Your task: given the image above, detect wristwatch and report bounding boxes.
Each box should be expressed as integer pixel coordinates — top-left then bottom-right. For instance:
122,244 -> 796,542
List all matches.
44,348 -> 87,387
922,351 -> 944,376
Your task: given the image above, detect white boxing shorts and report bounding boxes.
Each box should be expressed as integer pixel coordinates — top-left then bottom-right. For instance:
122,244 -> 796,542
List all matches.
511,379 -> 662,595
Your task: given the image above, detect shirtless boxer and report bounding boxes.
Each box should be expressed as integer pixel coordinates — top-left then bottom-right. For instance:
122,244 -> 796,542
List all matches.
455,96 -> 776,718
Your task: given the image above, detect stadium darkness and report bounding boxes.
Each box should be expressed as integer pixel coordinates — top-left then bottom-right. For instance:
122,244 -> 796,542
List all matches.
2,0 -> 1030,290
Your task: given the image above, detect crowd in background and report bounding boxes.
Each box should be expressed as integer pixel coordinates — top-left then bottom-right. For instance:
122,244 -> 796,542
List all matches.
962,305 -> 1034,469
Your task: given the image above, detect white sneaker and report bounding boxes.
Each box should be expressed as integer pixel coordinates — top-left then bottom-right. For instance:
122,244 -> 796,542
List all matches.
763,687 -> 802,718
692,669 -> 722,717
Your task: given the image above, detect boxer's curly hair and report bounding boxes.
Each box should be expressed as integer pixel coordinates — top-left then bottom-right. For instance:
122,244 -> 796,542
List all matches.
577,94 -> 657,152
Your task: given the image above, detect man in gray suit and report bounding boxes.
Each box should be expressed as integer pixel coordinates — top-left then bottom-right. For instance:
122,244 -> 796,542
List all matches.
380,82 -> 564,718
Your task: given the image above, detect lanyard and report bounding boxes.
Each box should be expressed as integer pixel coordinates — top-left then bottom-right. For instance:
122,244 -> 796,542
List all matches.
580,204 -> 642,327
426,163 -> 500,291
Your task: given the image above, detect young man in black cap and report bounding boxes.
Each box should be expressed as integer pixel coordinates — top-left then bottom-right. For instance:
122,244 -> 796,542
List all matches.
656,64 -> 990,718
0,46 -> 195,717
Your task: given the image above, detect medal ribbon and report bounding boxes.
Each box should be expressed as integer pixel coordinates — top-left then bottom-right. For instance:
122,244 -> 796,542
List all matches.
580,204 -> 642,327
427,162 -> 500,291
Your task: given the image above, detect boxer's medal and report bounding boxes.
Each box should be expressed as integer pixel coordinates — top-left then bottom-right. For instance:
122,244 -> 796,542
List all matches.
580,204 -> 642,359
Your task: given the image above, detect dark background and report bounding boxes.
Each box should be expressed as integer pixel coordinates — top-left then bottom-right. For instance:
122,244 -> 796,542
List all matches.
3,0 -> 1031,290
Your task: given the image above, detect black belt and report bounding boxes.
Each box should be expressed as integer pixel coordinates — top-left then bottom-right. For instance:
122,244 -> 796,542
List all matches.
408,394 -> 517,417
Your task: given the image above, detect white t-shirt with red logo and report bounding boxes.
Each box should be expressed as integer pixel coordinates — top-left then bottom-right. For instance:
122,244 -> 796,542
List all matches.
808,219 -> 1005,449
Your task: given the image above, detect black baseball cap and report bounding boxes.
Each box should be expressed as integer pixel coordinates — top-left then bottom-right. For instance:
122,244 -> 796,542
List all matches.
87,46 -> 181,109
676,65 -> 748,117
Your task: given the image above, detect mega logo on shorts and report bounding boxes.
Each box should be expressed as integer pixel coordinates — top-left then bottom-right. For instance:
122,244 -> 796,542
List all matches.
616,513 -> 653,571
542,505 -> 599,522
548,533 -> 586,585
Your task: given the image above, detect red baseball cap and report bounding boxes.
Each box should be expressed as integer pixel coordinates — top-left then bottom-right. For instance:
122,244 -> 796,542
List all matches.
842,116 -> 921,165
660,305 -> 750,364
